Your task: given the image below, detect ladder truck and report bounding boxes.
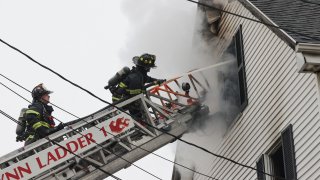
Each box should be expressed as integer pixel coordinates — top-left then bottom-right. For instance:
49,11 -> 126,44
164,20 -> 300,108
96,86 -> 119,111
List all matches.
0,73 -> 210,180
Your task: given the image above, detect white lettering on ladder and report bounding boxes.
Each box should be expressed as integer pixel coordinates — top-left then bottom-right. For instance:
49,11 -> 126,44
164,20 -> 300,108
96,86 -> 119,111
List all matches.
1,162 -> 31,180
0,114 -> 134,180
35,133 -> 96,169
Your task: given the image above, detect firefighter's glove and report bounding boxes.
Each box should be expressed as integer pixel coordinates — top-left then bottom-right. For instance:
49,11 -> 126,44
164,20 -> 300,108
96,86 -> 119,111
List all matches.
16,133 -> 28,142
48,115 -> 55,128
48,123 -> 64,135
56,123 -> 64,131
155,79 -> 166,85
109,86 -> 116,94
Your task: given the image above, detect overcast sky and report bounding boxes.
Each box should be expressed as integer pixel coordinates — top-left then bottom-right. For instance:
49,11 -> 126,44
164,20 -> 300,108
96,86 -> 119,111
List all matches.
0,0 -> 199,179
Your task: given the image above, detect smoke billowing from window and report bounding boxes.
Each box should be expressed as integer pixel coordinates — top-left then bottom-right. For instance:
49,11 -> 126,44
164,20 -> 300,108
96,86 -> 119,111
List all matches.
119,0 -> 239,179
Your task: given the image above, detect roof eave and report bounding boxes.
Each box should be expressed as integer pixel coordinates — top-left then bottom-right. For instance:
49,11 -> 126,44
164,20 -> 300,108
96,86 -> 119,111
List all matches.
238,0 -> 297,49
296,43 -> 320,73
296,43 -> 320,54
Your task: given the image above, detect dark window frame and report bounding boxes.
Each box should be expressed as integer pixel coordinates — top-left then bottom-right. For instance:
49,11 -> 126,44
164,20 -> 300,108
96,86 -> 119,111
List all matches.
256,155 -> 266,180
256,124 -> 297,180
281,124 -> 297,179
234,25 -> 248,112
224,24 -> 248,114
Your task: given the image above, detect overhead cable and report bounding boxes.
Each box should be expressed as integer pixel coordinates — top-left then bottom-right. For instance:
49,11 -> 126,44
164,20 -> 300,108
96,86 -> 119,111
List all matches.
0,39 -> 281,179
0,80 -> 163,180
0,75 -> 219,180
186,0 -> 320,42
0,109 -> 122,180
0,73 -> 80,118
299,0 -> 320,6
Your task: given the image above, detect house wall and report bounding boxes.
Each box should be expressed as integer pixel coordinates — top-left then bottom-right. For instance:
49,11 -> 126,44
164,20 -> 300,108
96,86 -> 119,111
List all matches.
192,1 -> 320,179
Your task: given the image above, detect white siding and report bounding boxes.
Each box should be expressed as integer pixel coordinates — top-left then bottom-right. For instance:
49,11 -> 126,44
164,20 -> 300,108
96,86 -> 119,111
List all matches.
193,1 -> 320,180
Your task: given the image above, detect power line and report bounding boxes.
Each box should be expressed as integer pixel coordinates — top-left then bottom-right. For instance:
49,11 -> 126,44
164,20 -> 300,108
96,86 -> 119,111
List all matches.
0,75 -> 219,180
0,73 -> 80,118
2,1 -> 306,177
299,0 -> 320,6
186,2 -> 289,179
0,39 -> 281,179
186,0 -> 320,42
0,109 -> 122,180
0,81 -> 31,103
0,81 -> 163,180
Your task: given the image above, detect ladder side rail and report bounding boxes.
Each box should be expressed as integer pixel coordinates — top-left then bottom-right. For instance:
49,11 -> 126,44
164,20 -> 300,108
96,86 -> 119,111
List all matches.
54,95 -> 181,180
0,111 -> 136,180
0,110 -> 112,166
33,94 -> 169,179
78,113 -> 192,180
0,96 -> 141,166
41,99 -> 196,180
0,89 -> 195,180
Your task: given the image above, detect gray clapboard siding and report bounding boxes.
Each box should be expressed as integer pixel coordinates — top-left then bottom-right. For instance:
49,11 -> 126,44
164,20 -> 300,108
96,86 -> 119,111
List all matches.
245,27 -> 273,73
223,61 -> 317,180
216,3 -> 244,55
220,46 -> 296,171
246,33 -> 282,88
239,87 -> 318,179
220,5 -> 245,49
212,68 -> 312,179
193,0 -> 320,179
233,79 -> 317,174
214,5 -> 292,160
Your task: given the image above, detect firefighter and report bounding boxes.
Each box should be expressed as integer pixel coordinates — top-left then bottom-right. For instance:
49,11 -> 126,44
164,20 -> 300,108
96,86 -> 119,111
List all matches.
111,53 -> 165,102
111,53 -> 166,120
23,83 -> 63,146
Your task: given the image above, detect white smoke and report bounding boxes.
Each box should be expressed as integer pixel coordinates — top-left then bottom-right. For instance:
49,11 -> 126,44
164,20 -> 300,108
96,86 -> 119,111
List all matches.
167,0 -> 241,179
173,55 -> 239,180
118,0 -> 217,78
118,0 -> 237,179
174,117 -> 228,179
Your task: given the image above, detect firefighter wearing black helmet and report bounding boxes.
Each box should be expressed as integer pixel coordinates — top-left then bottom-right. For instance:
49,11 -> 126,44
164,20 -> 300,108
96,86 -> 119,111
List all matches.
111,53 -> 166,102
110,53 -> 165,122
24,83 -> 63,146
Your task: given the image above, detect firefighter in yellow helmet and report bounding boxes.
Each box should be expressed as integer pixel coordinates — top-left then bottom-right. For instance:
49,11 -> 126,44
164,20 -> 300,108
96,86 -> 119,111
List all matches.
110,53 -> 166,122
23,83 -> 63,146
111,53 -> 166,102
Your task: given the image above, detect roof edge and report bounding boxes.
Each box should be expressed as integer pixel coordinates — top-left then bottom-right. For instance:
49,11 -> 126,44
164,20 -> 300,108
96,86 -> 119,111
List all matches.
296,43 -> 320,73
296,43 -> 320,54
238,0 -> 297,49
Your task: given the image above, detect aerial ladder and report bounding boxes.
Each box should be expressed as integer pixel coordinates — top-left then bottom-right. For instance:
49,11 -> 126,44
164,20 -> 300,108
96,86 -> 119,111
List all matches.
0,73 -> 210,180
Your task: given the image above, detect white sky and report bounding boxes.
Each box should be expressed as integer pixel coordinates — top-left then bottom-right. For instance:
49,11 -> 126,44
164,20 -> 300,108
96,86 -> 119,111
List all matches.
0,0 -> 198,179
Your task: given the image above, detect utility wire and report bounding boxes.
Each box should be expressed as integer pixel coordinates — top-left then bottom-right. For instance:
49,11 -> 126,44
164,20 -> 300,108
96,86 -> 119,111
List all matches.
0,39 -> 281,179
0,0 -> 304,178
0,81 -> 31,103
0,80 -> 163,180
0,74 -> 80,119
299,0 -> 320,6
0,109 -> 122,180
186,0 -> 320,42
186,2 -> 288,179
0,75 -> 219,180
3,2 -> 306,177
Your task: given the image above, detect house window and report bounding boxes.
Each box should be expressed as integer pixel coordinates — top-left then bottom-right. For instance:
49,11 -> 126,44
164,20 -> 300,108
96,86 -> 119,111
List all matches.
234,25 -> 248,112
224,25 -> 248,114
270,144 -> 286,179
256,155 -> 266,180
256,124 -> 297,180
